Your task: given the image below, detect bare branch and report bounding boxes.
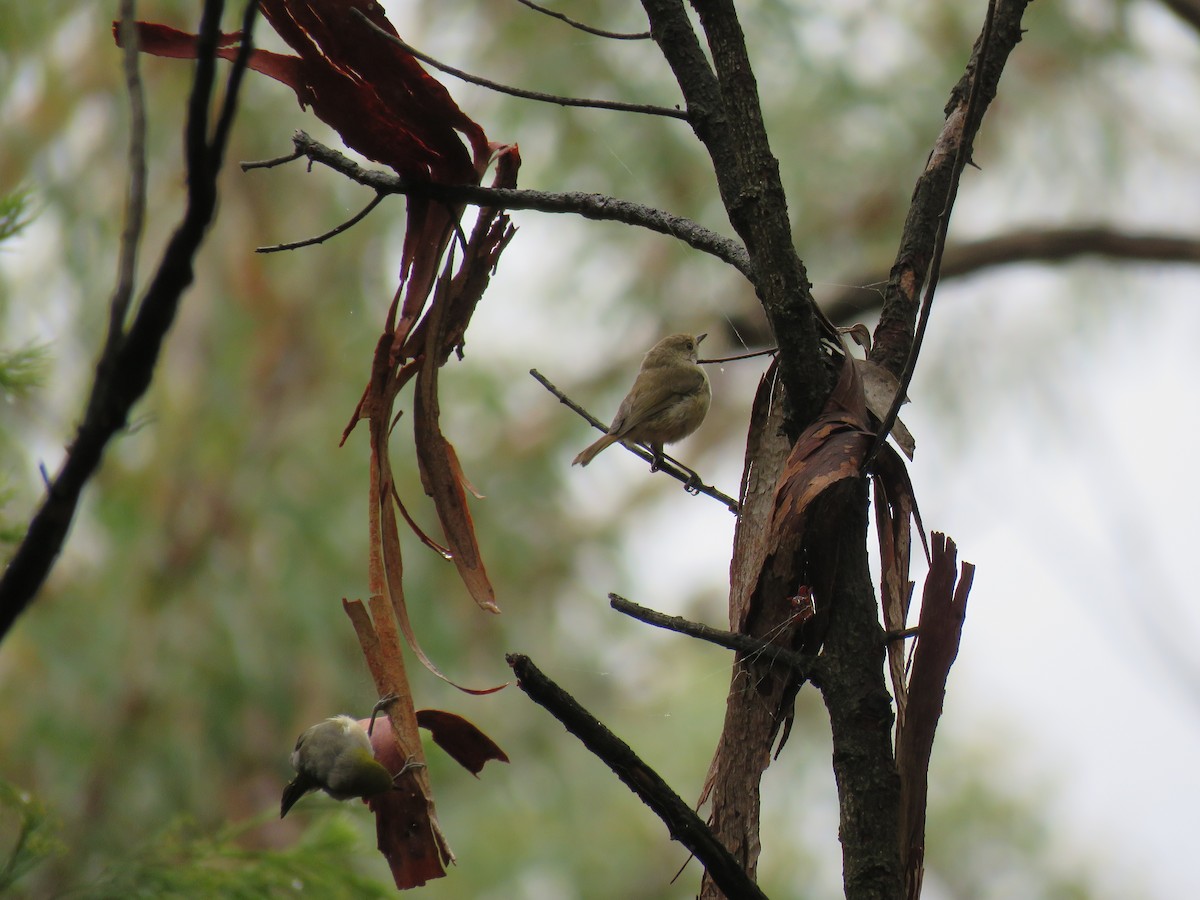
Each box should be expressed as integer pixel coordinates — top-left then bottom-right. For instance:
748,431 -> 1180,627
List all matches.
870,0 -> 1034,377
1158,0 -> 1200,34
644,0 -> 834,423
109,3 -> 147,348
352,10 -> 684,120
700,348 -> 775,364
823,226 -> 1200,323
609,594 -> 815,677
506,653 -> 768,900
514,0 -> 651,40
864,0 -> 998,473
256,193 -> 385,253
0,1 -> 259,641
241,147 -> 304,171
247,131 -> 753,278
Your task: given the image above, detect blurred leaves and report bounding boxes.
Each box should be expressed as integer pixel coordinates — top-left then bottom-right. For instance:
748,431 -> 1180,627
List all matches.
0,778 -> 63,894
68,814 -> 393,900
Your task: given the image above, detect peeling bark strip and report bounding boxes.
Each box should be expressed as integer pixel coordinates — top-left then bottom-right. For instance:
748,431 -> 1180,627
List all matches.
895,535 -> 974,899
117,1 -> 517,887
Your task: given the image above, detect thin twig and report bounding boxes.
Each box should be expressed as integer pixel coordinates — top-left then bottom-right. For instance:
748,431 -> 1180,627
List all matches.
863,0 -> 997,473
209,0 -> 261,166
256,193 -> 385,253
351,10 -> 685,120
609,594 -> 815,678
700,347 -> 775,364
241,147 -> 304,171
506,654 -> 768,900
529,368 -> 739,514
110,3 -> 147,347
245,133 -> 753,279
514,0 -> 652,39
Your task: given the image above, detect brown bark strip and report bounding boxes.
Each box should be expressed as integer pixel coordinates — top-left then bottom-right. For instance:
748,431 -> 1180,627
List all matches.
697,363 -> 792,886
895,534 -> 974,899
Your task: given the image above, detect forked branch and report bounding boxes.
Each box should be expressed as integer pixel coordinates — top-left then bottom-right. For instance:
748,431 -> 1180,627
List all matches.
0,0 -> 260,642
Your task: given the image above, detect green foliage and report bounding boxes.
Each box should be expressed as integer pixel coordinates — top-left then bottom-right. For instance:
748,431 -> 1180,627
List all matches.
0,779 -> 64,894
0,345 -> 46,398
0,189 -> 33,246
0,794 -> 394,900
78,816 -> 393,900
0,188 -> 46,547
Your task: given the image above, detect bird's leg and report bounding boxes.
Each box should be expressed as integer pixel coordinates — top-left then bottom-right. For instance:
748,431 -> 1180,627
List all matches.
678,463 -> 703,493
649,443 -> 664,473
660,450 -> 703,493
367,693 -> 400,737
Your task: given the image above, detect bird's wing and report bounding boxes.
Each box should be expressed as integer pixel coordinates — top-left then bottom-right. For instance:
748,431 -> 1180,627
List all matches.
610,366 -> 706,436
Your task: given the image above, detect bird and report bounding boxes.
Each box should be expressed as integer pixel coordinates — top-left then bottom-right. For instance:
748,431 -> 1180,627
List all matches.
572,332 -> 711,470
280,713 -> 395,818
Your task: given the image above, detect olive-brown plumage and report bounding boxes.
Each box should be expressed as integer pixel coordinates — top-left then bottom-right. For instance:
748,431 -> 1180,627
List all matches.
280,715 -> 394,818
572,333 -> 711,468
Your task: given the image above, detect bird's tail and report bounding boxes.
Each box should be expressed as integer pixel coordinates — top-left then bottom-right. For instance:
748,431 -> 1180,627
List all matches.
572,433 -> 619,467
280,777 -> 310,818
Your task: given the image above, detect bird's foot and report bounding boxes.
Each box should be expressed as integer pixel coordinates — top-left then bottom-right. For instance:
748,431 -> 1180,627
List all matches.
367,693 -> 401,737
392,755 -> 428,785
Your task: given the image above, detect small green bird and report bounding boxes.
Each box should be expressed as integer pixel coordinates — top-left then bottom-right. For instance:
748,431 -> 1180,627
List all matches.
280,714 -> 395,818
572,332 -> 711,469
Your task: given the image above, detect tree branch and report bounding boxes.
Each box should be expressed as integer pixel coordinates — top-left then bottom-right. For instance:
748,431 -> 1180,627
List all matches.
109,2 -> 148,349
642,0 -> 832,424
352,10 -> 684,119
609,594 -> 816,678
506,653 -> 768,900
256,193 -> 385,253
822,226 -> 1200,323
244,132 -> 753,278
1158,0 -> 1200,34
870,0 -> 1034,378
863,0 -> 997,473
0,0 -> 259,641
514,0 -> 651,40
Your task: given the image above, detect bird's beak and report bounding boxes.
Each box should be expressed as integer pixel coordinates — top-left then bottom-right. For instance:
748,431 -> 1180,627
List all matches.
696,333 -> 707,344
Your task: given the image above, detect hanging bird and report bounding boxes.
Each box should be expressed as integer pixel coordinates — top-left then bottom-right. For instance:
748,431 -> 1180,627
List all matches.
572,332 -> 711,470
280,712 -> 395,818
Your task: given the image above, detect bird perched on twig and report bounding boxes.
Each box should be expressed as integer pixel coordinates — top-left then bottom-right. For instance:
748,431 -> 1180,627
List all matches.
572,333 -> 711,470
280,697 -> 412,818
